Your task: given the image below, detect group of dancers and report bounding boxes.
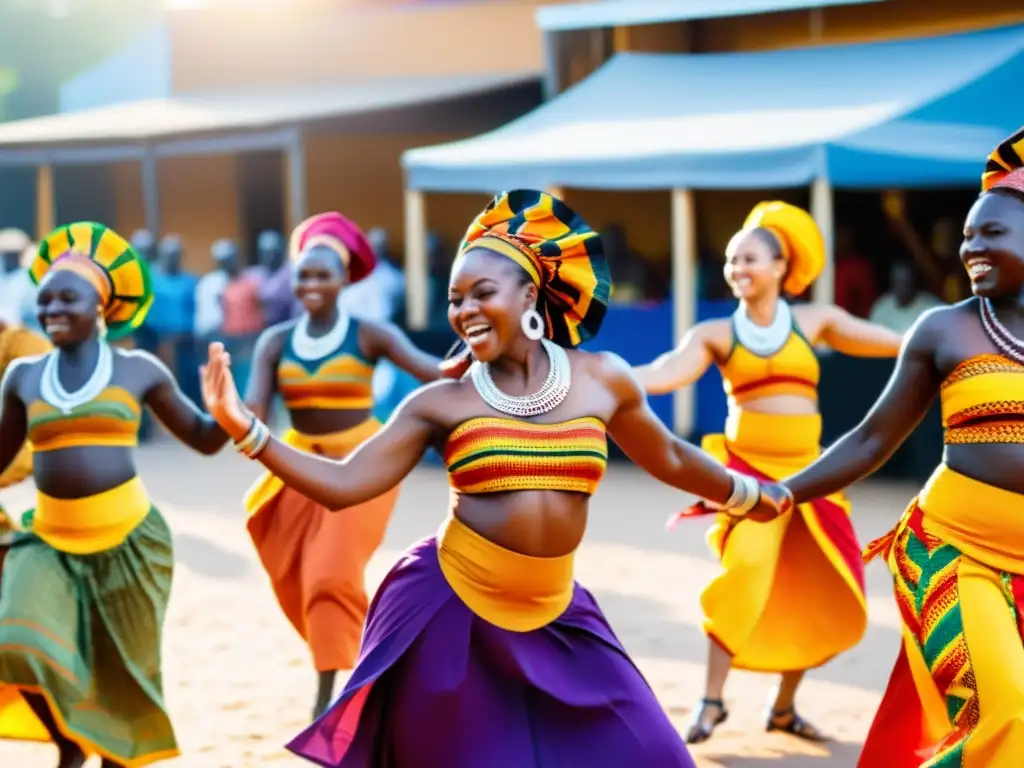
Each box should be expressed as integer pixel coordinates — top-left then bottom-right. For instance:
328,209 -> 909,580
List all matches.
0,125 -> 1021,767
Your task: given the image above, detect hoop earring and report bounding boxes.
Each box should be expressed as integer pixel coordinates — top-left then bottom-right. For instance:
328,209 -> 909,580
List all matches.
521,307 -> 544,341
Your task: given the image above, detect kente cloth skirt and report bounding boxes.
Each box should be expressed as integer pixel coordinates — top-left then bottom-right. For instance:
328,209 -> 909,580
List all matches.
0,498 -> 177,766
244,420 -> 398,671
695,410 -> 867,672
287,515 -> 695,768
859,466 -> 1024,768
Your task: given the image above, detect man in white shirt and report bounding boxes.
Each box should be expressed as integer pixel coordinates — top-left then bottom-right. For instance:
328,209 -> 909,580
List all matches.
0,229 -> 37,329
869,261 -> 943,334
339,227 -> 405,323
193,239 -> 233,341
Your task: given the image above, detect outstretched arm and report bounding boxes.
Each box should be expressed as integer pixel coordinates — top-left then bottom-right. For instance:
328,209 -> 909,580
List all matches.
361,321 -> 444,383
201,342 -> 437,510
243,327 -> 287,421
632,324 -> 716,395
0,362 -> 29,480
784,310 -> 943,503
601,353 -> 786,520
135,351 -> 231,455
811,304 -> 904,358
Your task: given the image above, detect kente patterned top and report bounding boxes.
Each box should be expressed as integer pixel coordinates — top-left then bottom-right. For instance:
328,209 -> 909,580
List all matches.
719,321 -> 819,407
445,416 -> 608,495
27,386 -> 141,452
29,223 -> 153,341
982,125 -> 1024,192
289,212 -> 376,285
458,190 -> 611,349
941,354 -> 1024,445
741,202 -> 825,297
277,319 -> 375,411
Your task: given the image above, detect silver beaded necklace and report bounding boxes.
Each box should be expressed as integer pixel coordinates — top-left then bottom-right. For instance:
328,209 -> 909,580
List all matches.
979,297 -> 1024,364
733,299 -> 792,357
40,340 -> 113,414
292,307 -> 350,361
470,338 -> 571,417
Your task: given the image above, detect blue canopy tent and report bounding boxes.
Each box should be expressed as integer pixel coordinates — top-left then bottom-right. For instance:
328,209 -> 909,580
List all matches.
401,24 -> 1024,435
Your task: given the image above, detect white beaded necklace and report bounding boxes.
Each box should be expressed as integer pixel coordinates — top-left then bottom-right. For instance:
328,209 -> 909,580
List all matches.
292,308 -> 350,361
40,340 -> 113,414
470,338 -> 571,417
979,297 -> 1024,365
733,299 -> 792,357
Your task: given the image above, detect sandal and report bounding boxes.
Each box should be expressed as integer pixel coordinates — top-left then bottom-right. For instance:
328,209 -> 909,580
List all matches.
766,707 -> 829,741
686,697 -> 728,744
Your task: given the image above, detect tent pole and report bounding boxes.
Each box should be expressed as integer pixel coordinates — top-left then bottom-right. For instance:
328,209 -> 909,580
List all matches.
810,176 -> 834,306
404,188 -> 428,330
670,188 -> 697,437
141,149 -> 160,238
35,164 -> 55,240
285,130 -> 307,232
542,31 -> 559,100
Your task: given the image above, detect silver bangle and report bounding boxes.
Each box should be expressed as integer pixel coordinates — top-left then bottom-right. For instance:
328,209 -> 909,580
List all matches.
723,470 -> 760,518
246,421 -> 272,459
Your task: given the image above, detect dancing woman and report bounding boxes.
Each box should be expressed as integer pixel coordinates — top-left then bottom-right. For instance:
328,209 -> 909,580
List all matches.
242,212 -> 442,718
779,128 -> 1024,767
634,202 -> 903,742
0,223 -> 232,768
200,190 -> 792,767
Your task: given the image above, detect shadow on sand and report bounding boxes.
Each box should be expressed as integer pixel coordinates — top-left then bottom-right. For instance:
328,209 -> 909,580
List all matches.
702,740 -> 861,767
173,531 -> 251,579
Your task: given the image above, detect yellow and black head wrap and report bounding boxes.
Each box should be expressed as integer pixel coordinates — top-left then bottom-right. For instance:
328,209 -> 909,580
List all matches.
982,125 -> 1024,195
29,222 -> 154,341
740,201 -> 825,297
457,189 -> 611,348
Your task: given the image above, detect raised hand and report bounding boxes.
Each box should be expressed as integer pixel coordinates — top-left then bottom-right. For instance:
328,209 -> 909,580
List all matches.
199,342 -> 250,440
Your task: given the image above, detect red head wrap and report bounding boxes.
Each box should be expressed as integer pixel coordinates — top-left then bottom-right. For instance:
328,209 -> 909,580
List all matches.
289,212 -> 376,284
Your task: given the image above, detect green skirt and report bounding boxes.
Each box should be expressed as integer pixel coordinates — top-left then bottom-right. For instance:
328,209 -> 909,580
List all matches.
0,506 -> 178,765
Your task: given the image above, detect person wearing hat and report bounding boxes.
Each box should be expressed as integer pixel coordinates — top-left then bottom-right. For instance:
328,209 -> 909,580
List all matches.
634,201 -> 904,743
0,222 -> 233,767
237,212 -> 444,719
199,190 -> 792,766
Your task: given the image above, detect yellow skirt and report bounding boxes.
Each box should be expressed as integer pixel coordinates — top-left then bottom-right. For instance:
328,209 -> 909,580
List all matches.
244,420 -> 399,671
699,410 -> 867,672
860,466 -> 1024,768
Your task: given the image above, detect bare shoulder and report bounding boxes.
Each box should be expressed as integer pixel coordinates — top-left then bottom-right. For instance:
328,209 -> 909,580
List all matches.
256,320 -> 296,351
394,378 -> 468,423
116,347 -> 172,383
573,349 -> 637,394
1,351 -> 47,391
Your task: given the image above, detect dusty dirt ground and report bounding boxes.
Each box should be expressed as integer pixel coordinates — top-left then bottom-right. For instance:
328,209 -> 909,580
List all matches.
0,440 -> 913,767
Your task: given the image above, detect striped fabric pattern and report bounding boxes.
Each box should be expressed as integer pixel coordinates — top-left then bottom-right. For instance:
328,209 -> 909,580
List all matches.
982,125 -> 1024,192
892,507 -> 977,766
458,190 -> 611,349
277,356 -> 375,411
445,416 -> 608,495
31,222 -> 154,341
941,354 -> 1024,445
27,386 -> 141,452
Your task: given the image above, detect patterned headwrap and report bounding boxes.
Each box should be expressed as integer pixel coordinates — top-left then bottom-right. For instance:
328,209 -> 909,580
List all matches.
741,201 -> 825,297
29,222 -> 153,341
982,125 -> 1024,195
457,189 -> 610,348
289,212 -> 376,284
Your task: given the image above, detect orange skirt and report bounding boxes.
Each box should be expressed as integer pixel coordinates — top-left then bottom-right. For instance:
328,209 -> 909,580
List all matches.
243,420 -> 399,671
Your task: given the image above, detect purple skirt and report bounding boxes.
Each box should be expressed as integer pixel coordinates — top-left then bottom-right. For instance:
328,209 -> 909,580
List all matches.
286,536 -> 695,768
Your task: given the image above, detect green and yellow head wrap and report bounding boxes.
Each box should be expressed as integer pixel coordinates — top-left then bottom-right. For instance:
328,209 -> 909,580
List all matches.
29,222 -> 154,341
457,190 -> 611,348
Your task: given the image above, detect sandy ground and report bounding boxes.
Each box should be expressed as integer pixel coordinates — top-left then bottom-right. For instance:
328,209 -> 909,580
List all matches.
0,440 -> 914,768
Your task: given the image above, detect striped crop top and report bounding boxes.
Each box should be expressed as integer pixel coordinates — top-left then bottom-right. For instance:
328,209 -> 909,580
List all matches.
719,324 -> 820,407
27,386 -> 141,452
444,416 -> 609,495
277,319 -> 375,411
941,354 -> 1024,444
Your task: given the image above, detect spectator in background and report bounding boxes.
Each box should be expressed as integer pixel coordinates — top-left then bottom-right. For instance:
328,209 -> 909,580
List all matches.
219,238 -> 264,340
0,228 -> 36,329
131,229 -> 157,265
603,223 -> 646,303
131,230 -> 160,358
868,260 -> 941,334
340,227 -> 405,324
832,226 -> 877,318
149,235 -> 198,377
256,230 -> 297,326
194,239 -> 232,343
882,194 -> 969,305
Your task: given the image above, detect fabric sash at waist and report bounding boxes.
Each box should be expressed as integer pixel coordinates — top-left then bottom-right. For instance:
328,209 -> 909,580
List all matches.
34,476 -> 150,554
436,514 -> 574,633
916,464 -> 1024,574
